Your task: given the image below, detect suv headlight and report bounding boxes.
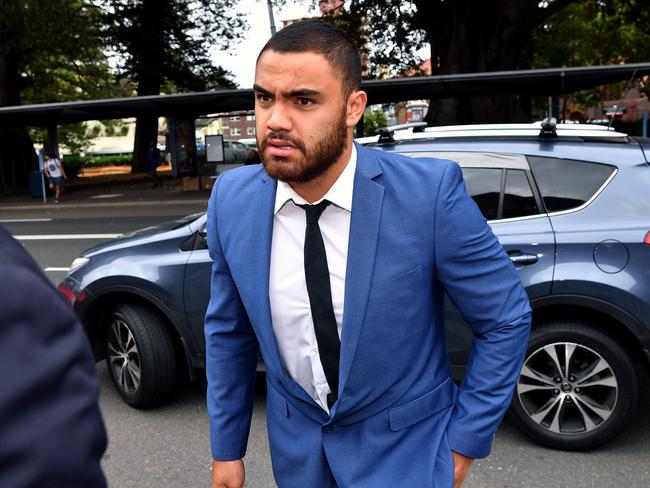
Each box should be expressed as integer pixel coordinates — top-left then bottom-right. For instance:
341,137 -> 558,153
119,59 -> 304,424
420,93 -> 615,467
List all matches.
69,257 -> 90,274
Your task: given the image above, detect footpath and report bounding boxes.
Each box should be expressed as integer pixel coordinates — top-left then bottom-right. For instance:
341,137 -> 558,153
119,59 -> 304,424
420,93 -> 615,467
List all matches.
0,174 -> 211,212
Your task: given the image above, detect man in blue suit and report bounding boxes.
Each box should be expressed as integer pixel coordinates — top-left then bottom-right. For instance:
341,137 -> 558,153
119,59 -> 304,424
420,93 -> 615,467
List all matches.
206,20 -> 531,488
0,226 -> 107,487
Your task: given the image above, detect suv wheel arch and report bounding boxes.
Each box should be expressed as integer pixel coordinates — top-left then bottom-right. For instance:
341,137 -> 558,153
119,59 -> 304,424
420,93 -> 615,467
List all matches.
530,295 -> 650,367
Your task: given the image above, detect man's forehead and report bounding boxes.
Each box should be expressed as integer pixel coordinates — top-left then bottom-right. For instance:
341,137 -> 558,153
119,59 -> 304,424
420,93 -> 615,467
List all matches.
255,50 -> 335,84
257,49 -> 329,64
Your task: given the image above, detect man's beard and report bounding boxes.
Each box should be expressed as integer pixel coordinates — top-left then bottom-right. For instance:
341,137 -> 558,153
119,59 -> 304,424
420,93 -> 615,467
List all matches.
258,111 -> 348,183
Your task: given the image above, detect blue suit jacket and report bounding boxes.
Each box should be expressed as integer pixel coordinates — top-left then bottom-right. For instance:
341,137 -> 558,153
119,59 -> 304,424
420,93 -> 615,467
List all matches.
205,144 -> 531,487
0,226 -> 107,487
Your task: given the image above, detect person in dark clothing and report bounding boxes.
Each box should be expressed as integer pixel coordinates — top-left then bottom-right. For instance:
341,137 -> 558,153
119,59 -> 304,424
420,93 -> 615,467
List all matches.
0,225 -> 108,488
148,143 -> 163,187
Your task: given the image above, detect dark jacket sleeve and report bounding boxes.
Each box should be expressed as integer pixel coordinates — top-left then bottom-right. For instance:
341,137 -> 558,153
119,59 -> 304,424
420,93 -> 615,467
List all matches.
0,229 -> 107,487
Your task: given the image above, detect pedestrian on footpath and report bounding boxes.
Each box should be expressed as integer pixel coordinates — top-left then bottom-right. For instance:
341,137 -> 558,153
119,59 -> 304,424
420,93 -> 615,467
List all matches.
43,153 -> 67,203
148,142 -> 163,187
0,225 -> 108,487
205,19 -> 531,488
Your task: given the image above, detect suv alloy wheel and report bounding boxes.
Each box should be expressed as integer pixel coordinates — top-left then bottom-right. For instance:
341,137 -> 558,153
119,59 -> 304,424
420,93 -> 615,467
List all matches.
509,320 -> 639,450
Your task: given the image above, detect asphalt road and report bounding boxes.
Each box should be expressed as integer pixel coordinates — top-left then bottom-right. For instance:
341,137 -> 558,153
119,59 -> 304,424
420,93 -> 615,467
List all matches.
96,362 -> 650,488
3,194 -> 650,487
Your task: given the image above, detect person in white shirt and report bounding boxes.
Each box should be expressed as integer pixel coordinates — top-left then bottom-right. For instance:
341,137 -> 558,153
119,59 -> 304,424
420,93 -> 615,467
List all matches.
43,153 -> 67,203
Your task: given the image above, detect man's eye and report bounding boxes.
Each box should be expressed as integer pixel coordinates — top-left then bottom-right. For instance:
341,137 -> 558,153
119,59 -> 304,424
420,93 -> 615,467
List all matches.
298,98 -> 313,106
256,94 -> 271,102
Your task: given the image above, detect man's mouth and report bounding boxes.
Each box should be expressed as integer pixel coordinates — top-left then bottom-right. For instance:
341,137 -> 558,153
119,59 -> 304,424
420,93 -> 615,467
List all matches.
266,138 -> 299,158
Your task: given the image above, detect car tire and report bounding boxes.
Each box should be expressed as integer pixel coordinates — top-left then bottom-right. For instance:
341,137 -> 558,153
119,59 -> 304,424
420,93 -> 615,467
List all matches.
509,319 -> 638,450
105,303 -> 177,408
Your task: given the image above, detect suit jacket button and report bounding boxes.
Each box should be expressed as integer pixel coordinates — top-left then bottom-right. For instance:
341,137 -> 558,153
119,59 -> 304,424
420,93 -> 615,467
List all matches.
323,426 -> 333,433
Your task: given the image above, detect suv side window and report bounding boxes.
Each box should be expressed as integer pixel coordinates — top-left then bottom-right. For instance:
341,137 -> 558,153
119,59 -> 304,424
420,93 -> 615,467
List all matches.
407,151 -> 543,221
461,168 -> 501,220
503,169 -> 538,219
528,156 -> 615,212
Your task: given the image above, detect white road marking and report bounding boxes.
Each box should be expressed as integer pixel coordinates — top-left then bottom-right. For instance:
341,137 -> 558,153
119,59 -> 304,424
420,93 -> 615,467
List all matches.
14,233 -> 122,240
0,218 -> 53,223
89,193 -> 124,199
45,267 -> 70,272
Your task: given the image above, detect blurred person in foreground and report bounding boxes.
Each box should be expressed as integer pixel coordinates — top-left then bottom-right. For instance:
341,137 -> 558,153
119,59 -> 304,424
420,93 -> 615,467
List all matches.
205,19 -> 531,488
0,225 -> 108,487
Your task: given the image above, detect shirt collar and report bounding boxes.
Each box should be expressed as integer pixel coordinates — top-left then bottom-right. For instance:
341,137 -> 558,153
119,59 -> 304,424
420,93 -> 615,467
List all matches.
274,144 -> 357,214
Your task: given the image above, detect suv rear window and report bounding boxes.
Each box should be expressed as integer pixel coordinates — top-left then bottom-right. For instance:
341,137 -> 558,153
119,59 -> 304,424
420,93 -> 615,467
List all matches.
462,168 -> 501,220
503,169 -> 538,219
528,157 -> 615,212
461,167 -> 539,221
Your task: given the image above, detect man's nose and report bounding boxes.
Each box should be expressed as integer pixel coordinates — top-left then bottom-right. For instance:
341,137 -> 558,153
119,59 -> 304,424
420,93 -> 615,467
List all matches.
266,102 -> 292,132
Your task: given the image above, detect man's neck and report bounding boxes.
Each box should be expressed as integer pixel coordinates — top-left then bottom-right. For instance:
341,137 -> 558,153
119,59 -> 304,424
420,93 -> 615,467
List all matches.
289,143 -> 353,204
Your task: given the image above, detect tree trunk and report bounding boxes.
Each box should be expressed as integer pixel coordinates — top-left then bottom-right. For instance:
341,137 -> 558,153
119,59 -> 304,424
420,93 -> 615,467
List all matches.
412,0 -> 541,125
0,0 -> 37,192
130,0 -> 166,173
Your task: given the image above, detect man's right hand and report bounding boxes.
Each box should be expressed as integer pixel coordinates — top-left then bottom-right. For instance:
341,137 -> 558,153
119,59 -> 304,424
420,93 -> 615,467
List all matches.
211,459 -> 245,488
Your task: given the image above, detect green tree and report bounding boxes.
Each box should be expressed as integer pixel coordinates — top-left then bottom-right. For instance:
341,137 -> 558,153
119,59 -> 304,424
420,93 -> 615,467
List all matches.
530,0 -> 650,114
0,0 -> 112,191
320,0 -> 585,125
0,1 -> 35,191
101,0 -> 247,172
320,0 -> 650,125
363,109 -> 388,135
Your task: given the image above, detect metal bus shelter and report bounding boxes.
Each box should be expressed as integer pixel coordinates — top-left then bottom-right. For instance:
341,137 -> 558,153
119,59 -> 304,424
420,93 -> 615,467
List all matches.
0,63 -> 648,178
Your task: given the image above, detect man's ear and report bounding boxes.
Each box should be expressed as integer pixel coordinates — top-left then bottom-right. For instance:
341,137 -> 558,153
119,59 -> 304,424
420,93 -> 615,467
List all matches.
346,90 -> 368,128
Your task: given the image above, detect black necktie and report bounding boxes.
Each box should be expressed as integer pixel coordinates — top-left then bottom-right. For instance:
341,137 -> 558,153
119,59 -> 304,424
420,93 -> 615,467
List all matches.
299,200 -> 340,409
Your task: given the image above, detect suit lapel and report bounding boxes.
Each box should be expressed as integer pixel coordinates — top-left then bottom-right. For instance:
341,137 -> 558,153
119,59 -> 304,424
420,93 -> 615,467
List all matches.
338,144 -> 384,395
247,172 -> 284,376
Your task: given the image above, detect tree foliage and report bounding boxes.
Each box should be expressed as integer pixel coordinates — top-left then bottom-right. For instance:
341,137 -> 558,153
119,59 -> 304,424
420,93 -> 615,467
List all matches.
0,0 -> 111,191
317,1 -> 579,124
319,0 -> 649,124
101,0 -> 245,93
363,108 -> 388,135
100,0 -> 247,171
22,0 -> 113,103
531,0 -> 650,111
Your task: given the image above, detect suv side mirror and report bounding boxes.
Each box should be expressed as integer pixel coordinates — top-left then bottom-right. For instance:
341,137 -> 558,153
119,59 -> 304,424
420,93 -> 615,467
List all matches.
198,224 -> 208,249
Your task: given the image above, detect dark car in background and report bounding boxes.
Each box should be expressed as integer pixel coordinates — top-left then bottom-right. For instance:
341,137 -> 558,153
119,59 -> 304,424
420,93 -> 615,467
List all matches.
58,122 -> 650,451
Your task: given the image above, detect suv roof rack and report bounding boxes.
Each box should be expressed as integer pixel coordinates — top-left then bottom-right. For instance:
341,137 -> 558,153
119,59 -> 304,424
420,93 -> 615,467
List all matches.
375,122 -> 427,143
539,117 -> 557,138
357,122 -> 629,145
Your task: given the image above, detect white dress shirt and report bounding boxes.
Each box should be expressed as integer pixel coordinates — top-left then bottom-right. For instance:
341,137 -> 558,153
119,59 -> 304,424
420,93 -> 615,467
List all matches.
269,145 -> 356,413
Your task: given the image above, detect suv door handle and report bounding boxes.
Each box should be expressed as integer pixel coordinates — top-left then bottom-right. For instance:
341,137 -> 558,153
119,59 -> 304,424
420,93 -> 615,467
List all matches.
508,252 -> 539,265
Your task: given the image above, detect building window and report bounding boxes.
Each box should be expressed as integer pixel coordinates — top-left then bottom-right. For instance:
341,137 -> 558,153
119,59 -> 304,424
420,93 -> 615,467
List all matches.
246,115 -> 254,121
229,115 -> 240,121
230,127 -> 241,136
247,127 -> 255,135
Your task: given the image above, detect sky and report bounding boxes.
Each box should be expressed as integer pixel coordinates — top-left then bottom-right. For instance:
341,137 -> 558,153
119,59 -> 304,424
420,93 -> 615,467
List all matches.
211,1 -> 318,88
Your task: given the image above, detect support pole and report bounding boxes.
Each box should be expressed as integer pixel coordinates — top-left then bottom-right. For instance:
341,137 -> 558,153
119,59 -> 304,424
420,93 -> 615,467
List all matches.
45,125 -> 59,157
267,0 -> 277,35
551,96 -> 560,121
38,149 -> 46,204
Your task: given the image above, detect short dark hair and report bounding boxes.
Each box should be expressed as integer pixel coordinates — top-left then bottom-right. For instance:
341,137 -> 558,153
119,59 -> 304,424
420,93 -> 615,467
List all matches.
258,19 -> 361,98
